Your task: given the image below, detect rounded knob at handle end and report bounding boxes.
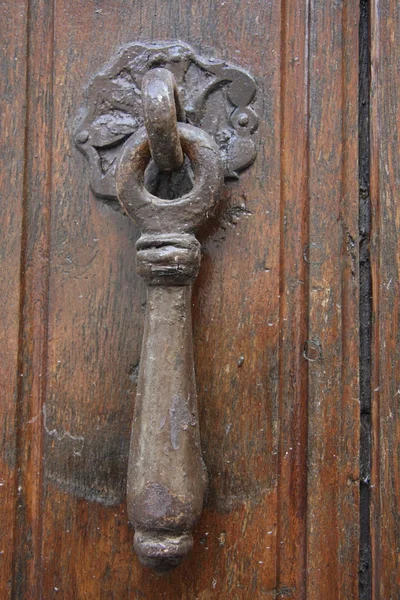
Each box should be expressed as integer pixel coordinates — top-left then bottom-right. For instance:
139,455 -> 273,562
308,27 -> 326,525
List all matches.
133,530 -> 193,573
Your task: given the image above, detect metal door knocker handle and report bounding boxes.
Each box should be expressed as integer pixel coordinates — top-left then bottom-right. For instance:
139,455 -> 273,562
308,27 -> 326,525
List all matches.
117,112 -> 222,572
75,41 -> 259,572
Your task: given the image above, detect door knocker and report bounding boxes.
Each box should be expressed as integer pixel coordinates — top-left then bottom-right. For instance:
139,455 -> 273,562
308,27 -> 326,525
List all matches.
75,41 -> 259,572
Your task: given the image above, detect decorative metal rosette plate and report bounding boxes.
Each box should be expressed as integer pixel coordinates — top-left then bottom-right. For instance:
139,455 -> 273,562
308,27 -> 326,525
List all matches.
74,41 -> 259,201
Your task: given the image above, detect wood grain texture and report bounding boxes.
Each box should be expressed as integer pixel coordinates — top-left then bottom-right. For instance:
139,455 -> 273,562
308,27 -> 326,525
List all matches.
41,1 -> 282,597
370,0 -> 400,597
276,1 -> 309,596
3,0 -> 361,598
11,1 -> 55,597
306,2 -> 359,598
0,2 -> 28,597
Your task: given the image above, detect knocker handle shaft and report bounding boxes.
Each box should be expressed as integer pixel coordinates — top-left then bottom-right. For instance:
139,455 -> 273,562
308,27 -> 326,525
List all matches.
127,285 -> 207,571
117,115 -> 223,571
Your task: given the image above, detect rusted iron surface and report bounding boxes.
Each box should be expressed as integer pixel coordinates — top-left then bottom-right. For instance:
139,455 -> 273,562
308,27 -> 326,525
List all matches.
74,41 -> 259,201
142,68 -> 185,171
73,46 -> 259,572
117,123 -> 222,235
116,112 -> 224,570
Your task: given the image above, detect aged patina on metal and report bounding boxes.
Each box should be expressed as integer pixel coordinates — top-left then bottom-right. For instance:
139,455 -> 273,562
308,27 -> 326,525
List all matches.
75,41 -> 259,201
142,67 -> 186,171
117,122 -> 223,571
75,41 -> 258,572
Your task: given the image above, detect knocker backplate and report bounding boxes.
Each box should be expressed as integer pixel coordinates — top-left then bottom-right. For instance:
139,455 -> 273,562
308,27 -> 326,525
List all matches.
74,41 -> 259,201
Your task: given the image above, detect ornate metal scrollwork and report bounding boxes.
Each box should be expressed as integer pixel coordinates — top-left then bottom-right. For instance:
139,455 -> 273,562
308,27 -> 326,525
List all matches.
75,41 -> 259,201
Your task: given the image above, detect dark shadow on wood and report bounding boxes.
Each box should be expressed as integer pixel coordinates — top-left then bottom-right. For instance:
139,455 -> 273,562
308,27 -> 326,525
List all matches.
359,1 -> 372,598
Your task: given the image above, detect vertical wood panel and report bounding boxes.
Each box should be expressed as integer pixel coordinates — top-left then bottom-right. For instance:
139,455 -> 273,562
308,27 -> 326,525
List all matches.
0,2 -> 28,597
370,0 -> 400,597
1,0 -> 364,597
41,1 -> 283,598
277,0 -> 309,597
11,0 -> 55,598
306,2 -> 359,598
339,5 -> 362,596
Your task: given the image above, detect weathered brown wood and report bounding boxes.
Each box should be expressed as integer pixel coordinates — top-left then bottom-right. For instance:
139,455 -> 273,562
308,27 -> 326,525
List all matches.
306,2 -> 359,598
370,0 -> 400,597
10,1 -> 55,597
2,0 -> 364,598
276,1 -> 309,595
41,1 -> 282,597
0,3 -> 28,598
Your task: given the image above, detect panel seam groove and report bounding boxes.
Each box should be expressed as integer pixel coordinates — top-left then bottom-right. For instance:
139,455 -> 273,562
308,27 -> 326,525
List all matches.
359,0 -> 372,598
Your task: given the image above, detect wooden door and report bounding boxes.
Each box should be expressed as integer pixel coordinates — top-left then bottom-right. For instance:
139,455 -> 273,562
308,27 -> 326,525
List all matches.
0,1 -> 398,598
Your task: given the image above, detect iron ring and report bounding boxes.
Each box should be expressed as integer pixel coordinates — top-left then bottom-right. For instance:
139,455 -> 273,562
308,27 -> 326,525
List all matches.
116,123 -> 224,235
142,68 -> 185,172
